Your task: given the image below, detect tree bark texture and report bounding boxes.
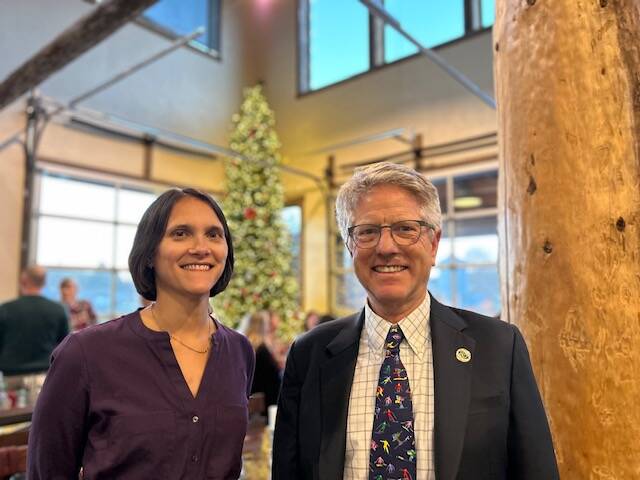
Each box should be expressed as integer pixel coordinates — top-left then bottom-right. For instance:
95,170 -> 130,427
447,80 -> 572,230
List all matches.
494,1 -> 640,478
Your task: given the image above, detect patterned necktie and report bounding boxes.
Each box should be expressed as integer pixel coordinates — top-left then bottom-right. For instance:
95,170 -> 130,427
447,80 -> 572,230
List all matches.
369,325 -> 416,480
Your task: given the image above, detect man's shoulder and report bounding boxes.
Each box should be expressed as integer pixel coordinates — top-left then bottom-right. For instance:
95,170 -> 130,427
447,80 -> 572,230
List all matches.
1,295 -> 65,315
0,297 -> 19,311
449,305 -> 504,326
36,295 -> 66,310
436,301 -> 516,341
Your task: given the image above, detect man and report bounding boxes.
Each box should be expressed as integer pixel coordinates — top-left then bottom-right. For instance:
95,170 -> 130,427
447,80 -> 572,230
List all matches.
0,266 -> 69,375
272,162 -> 559,479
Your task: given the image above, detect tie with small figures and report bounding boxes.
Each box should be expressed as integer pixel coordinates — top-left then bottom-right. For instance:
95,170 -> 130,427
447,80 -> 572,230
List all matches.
369,325 -> 416,480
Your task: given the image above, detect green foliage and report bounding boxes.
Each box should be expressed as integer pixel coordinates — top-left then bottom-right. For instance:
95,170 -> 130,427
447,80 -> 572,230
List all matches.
215,85 -> 302,339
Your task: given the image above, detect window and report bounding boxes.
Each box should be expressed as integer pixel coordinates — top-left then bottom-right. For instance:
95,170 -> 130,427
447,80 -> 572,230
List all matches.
142,0 -> 221,52
35,173 -> 157,320
281,204 -> 303,286
481,0 -> 495,29
384,0 -> 465,63
308,0 -> 370,90
331,167 -> 500,317
300,0 -> 493,92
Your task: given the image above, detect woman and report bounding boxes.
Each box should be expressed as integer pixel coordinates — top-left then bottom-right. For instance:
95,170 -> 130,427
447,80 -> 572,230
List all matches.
303,310 -> 319,331
242,311 -> 282,418
59,277 -> 97,331
28,188 -> 255,480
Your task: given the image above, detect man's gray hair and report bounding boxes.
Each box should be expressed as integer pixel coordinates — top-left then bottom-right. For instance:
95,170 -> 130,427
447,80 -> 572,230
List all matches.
21,265 -> 46,289
334,161 -> 442,242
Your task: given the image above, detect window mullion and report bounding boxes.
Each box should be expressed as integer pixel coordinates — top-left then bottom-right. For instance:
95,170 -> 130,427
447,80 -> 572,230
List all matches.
370,6 -> 384,68
466,0 -> 482,33
298,0 -> 311,93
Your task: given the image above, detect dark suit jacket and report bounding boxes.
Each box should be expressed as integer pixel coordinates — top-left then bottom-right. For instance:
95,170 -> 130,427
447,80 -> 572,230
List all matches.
272,295 -> 559,480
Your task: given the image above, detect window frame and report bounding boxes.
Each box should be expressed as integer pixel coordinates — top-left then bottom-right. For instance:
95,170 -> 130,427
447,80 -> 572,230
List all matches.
282,199 -> 305,306
30,169 -> 163,320
431,165 -> 499,313
298,0 -> 493,95
138,0 -> 223,58
83,0 -> 223,60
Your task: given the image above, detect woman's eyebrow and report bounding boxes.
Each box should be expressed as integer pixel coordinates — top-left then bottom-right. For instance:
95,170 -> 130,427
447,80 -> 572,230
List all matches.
167,223 -> 223,232
167,223 -> 192,231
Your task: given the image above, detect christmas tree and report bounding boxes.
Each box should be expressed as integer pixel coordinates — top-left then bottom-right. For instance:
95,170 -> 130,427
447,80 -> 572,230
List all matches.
216,84 -> 301,339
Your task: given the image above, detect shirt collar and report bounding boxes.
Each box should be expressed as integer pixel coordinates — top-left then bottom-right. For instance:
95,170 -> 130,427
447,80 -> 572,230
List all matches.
364,295 -> 431,360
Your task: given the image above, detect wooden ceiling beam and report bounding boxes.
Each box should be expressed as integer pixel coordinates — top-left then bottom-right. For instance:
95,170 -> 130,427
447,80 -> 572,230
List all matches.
0,0 -> 158,111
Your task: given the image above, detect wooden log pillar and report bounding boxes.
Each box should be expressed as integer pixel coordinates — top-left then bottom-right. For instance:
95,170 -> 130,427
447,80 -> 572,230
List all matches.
494,1 -> 640,478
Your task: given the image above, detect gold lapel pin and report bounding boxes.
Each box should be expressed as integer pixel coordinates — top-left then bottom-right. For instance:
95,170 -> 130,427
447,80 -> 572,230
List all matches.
456,348 -> 471,363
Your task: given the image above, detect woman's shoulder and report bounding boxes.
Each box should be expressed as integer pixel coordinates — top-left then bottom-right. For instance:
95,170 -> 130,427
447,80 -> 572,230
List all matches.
216,322 -> 254,358
70,311 -> 139,346
217,321 -> 250,345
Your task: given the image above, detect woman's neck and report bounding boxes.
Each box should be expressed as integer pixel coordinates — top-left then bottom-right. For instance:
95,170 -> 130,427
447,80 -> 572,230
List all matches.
146,293 -> 211,335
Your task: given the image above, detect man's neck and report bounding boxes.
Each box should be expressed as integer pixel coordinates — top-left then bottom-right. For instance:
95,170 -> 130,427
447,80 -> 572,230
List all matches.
20,288 -> 41,296
367,293 -> 427,324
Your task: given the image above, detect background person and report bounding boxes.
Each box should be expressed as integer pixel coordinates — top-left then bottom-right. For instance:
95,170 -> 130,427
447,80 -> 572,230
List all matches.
28,188 -> 255,479
303,310 -> 320,331
273,162 -> 558,480
316,313 -> 335,326
59,277 -> 97,331
242,310 -> 282,419
0,266 -> 68,376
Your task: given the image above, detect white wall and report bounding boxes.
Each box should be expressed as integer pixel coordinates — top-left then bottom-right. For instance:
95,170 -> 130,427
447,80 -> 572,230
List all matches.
0,0 -> 255,143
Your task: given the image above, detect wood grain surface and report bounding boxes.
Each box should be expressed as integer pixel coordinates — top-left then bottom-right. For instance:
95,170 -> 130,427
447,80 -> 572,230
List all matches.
494,1 -> 640,478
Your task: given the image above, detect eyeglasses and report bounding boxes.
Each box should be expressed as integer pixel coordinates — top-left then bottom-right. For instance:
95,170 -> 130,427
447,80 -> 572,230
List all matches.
347,220 -> 435,249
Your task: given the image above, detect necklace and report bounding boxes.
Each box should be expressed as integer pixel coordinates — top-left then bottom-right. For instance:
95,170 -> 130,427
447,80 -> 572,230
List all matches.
150,304 -> 212,354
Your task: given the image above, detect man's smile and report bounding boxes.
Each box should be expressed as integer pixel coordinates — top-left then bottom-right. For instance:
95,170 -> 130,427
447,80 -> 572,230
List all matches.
372,265 -> 408,273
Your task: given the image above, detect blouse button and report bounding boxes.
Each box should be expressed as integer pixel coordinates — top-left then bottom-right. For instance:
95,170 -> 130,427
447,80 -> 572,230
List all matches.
191,454 -> 199,462
192,415 -> 199,423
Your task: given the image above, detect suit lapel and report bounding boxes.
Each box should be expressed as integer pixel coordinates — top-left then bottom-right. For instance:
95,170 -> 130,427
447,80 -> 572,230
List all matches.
318,310 -> 363,480
430,296 -> 476,480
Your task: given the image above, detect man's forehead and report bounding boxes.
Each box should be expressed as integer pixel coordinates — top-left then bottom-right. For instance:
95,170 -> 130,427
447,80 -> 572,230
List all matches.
353,186 -> 421,218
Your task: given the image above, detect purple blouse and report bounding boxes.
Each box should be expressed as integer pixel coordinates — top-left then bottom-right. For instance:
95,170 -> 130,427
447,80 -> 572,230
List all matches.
27,310 -> 255,480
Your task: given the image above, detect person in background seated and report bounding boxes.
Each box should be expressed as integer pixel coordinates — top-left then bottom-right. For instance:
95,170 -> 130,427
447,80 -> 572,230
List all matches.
59,278 -> 97,331
316,313 -> 336,326
303,310 -> 320,331
242,310 -> 282,419
0,266 -> 68,376
28,188 -> 255,480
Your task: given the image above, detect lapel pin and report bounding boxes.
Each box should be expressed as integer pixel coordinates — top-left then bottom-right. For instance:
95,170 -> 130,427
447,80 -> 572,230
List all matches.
456,348 -> 471,363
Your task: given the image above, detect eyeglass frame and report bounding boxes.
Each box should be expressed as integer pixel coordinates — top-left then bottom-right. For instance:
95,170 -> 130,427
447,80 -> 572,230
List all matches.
347,220 -> 436,249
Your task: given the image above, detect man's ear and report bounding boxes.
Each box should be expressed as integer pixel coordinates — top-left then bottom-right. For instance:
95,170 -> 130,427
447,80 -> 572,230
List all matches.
431,229 -> 442,265
346,241 -> 354,258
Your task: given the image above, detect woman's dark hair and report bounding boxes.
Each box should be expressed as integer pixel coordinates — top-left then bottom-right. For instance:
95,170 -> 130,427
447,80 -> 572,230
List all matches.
128,188 -> 234,301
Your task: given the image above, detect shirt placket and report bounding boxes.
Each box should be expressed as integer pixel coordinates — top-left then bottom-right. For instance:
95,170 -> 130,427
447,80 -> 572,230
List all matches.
152,337 -> 212,478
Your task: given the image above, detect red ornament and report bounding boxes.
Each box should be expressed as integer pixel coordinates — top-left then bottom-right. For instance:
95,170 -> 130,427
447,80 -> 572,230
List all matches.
243,207 -> 257,220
